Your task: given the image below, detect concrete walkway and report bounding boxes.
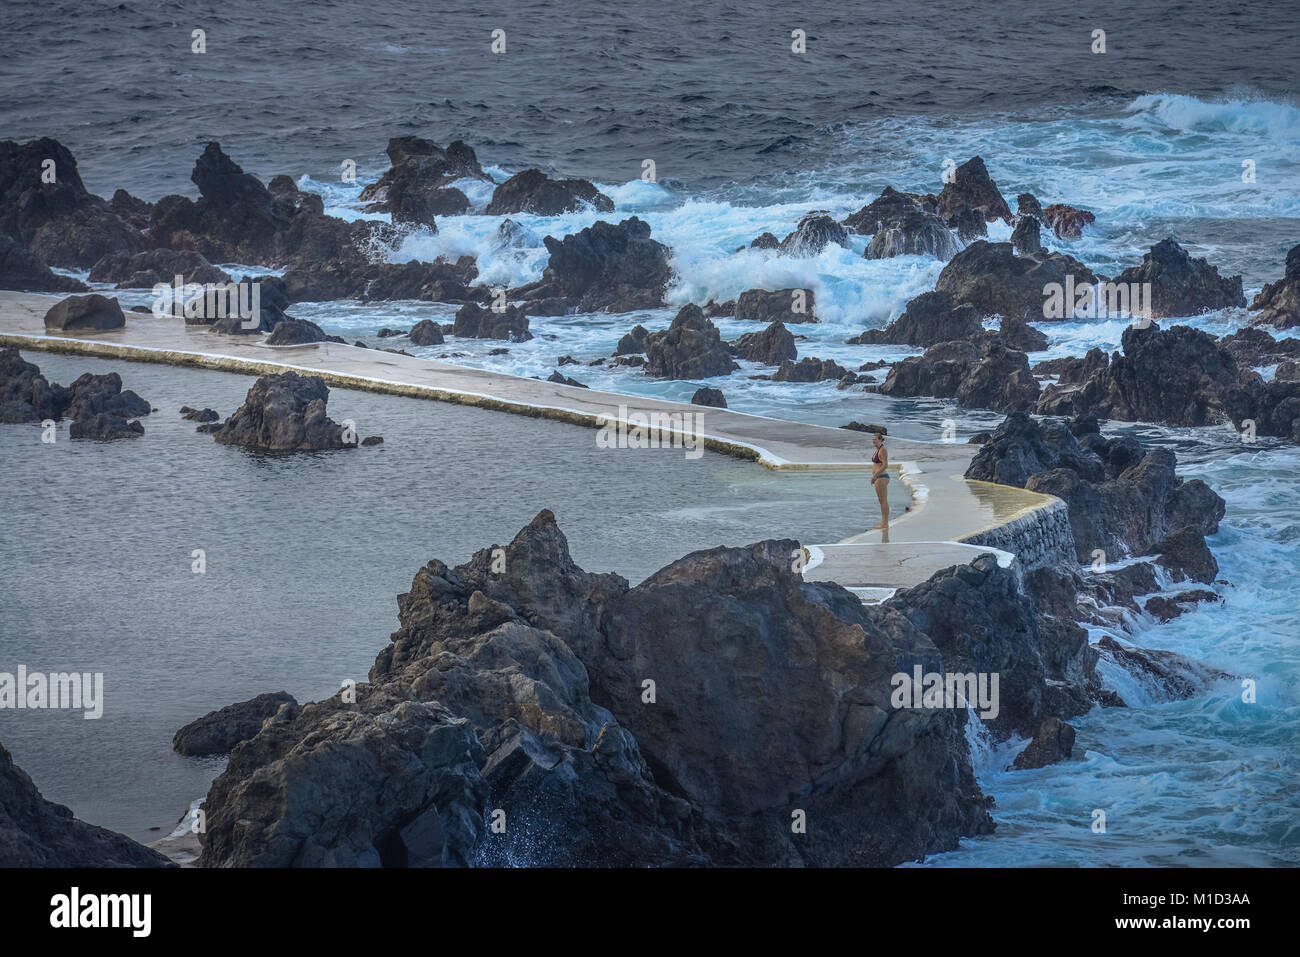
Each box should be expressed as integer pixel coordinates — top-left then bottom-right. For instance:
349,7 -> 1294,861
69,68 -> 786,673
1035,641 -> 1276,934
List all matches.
0,291 -> 1058,591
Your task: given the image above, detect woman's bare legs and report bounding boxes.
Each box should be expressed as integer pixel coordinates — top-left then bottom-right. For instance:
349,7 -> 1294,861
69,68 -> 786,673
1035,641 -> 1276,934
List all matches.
872,476 -> 890,529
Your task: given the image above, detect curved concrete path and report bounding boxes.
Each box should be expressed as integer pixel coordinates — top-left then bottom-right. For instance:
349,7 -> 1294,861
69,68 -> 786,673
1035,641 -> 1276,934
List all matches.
0,291 -> 1058,592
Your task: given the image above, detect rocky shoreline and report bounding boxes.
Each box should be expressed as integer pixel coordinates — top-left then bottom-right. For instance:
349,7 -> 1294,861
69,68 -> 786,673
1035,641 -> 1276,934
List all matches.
0,131 -> 1271,868
3,136 -> 1297,445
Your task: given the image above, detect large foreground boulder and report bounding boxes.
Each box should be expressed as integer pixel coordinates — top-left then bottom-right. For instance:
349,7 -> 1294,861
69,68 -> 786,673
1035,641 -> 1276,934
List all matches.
0,740 -> 172,866
196,511 -> 1016,867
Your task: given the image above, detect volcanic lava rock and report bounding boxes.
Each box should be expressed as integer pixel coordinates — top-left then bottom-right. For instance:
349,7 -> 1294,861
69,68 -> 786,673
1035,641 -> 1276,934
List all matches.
149,142 -> 364,269
643,305 -> 737,379
0,740 -> 172,866
1249,243 -> 1300,330
264,318 -> 328,345
486,169 -> 614,216
408,319 -> 445,346
1010,215 -> 1043,256
509,217 -> 670,313
614,324 -> 649,355
43,293 -> 125,331
966,411 -> 1225,565
452,302 -> 531,341
777,212 -> 850,255
1036,322 -> 1254,427
849,291 -> 982,347
1012,718 -> 1076,769
935,241 -> 1101,323
68,412 -> 144,440
211,372 -> 356,452
936,156 -> 1012,225
174,692 -> 299,757
1111,238 -> 1245,318
878,339 -> 1040,413
359,137 -> 491,218
546,370 -> 588,388
730,320 -> 797,364
734,287 -> 817,324
1041,204 -> 1095,240
0,233 -> 88,293
0,137 -> 144,267
771,357 -> 851,382
690,387 -> 727,408
89,249 -> 231,288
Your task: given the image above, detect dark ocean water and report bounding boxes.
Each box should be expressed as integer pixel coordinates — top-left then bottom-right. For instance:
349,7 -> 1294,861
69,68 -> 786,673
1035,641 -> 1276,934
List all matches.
1,0 -> 1296,197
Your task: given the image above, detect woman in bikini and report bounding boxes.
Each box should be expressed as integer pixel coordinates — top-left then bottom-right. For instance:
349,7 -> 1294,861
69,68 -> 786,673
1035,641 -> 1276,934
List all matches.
870,432 -> 889,530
